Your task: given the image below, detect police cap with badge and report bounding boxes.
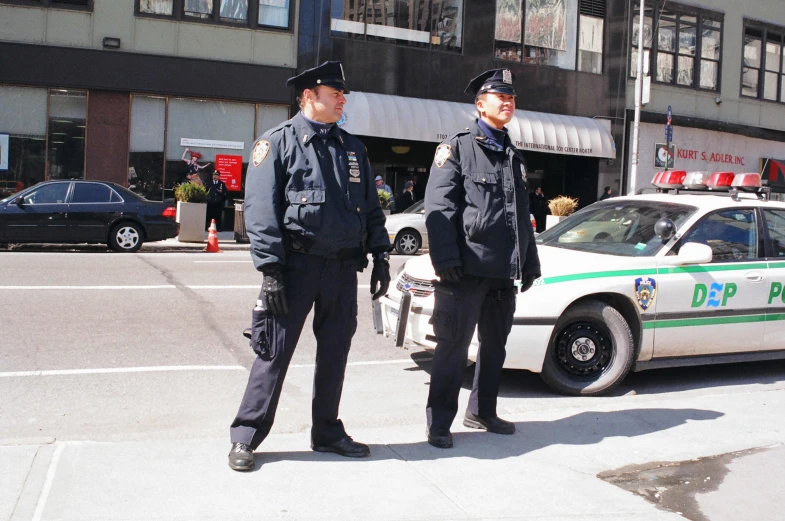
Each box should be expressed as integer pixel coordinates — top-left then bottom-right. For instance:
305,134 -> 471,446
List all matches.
465,68 -> 516,98
286,61 -> 350,93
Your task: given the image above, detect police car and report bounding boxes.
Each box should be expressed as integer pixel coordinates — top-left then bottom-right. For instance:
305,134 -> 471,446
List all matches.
379,171 -> 785,396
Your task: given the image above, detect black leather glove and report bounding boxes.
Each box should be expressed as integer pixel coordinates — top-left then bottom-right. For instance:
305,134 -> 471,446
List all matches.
370,253 -> 391,300
261,265 -> 288,315
437,266 -> 463,283
519,272 -> 541,293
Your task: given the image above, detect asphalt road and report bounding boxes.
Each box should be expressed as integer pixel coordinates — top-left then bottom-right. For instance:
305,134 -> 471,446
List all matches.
1,248 -> 785,521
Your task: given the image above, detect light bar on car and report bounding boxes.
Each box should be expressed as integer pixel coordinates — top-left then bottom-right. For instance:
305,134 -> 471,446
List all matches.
706,172 -> 735,190
652,170 -> 686,189
682,171 -> 711,189
731,173 -> 762,190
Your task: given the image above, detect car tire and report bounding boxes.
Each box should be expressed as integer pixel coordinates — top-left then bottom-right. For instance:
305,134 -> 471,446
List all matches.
394,229 -> 421,255
540,300 -> 634,396
109,222 -> 144,253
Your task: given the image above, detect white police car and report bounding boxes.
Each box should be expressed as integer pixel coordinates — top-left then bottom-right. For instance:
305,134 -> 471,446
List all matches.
379,171 -> 785,396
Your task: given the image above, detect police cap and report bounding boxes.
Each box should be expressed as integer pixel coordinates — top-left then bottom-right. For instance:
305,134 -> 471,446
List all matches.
465,68 -> 516,98
286,61 -> 350,93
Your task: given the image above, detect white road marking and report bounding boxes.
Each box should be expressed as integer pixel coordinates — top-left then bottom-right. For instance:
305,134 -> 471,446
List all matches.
0,365 -> 246,378
0,285 -> 176,290
186,285 -> 259,289
0,360 -> 422,378
31,442 -> 64,521
193,261 -> 253,263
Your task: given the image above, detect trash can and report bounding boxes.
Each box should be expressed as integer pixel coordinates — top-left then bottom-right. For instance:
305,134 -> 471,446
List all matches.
234,200 -> 250,243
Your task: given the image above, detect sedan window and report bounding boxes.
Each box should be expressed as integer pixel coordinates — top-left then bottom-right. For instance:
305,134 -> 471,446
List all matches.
23,183 -> 69,205
72,183 -> 112,203
674,209 -> 758,261
763,210 -> 785,258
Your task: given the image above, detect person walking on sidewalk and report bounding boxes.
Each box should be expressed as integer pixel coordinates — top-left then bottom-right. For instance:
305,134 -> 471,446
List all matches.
205,171 -> 228,231
228,61 -> 392,471
423,68 -> 541,449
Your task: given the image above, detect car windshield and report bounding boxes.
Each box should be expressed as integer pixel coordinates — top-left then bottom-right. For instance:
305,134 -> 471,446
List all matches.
536,200 -> 697,257
403,200 -> 425,214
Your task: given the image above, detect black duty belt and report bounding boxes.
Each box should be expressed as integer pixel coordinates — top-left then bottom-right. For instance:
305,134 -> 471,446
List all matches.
287,234 -> 364,260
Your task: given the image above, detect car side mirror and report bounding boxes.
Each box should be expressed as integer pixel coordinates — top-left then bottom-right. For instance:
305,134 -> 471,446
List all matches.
654,218 -> 675,240
660,242 -> 713,266
14,196 -> 25,206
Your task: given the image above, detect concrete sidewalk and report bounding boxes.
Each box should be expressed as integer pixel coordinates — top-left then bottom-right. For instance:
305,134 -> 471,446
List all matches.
3,388 -> 784,521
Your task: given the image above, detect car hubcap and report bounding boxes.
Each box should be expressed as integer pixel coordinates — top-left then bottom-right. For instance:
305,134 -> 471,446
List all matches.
555,321 -> 613,377
116,227 -> 139,249
398,234 -> 418,254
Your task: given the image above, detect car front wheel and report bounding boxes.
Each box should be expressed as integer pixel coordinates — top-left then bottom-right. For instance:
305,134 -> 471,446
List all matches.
394,229 -> 421,255
109,222 -> 143,253
540,300 -> 634,396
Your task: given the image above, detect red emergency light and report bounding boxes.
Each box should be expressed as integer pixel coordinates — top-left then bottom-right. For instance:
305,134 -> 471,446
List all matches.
652,170 -> 686,189
706,172 -> 735,190
731,173 -> 762,190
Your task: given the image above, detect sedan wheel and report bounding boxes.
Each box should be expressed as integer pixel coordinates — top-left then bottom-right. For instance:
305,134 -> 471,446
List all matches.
395,229 -> 421,255
109,223 -> 143,253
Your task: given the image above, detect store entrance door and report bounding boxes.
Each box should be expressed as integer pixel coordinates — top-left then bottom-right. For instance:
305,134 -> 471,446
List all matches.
384,165 -> 428,212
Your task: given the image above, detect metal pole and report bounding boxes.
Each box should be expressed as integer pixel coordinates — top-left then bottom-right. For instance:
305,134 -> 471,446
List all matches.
629,0 -> 646,195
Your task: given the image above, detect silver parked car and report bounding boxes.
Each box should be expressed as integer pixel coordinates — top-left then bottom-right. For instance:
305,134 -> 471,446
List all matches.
387,200 -> 428,255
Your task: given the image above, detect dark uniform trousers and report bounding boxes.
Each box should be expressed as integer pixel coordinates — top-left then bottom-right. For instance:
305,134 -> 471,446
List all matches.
426,275 -> 516,432
230,251 -> 359,449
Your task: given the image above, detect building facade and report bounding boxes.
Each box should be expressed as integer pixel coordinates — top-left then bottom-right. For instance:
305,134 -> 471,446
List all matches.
625,0 -> 785,194
0,0 -> 296,202
298,0 -> 628,207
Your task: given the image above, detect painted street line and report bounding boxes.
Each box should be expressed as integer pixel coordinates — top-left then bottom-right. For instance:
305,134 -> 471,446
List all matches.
31,443 -> 64,521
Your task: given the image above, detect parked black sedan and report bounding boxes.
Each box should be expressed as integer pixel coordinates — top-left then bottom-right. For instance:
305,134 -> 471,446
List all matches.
0,181 -> 178,252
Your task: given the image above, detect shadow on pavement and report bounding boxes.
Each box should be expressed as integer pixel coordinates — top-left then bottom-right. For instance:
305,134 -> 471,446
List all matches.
251,407 -> 723,469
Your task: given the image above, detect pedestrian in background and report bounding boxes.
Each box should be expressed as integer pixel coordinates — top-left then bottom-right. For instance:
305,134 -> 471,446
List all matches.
397,181 -> 416,212
205,170 -> 228,231
529,186 -> 548,233
228,61 -> 391,471
423,68 -> 541,449
600,186 -> 614,200
375,175 -> 395,211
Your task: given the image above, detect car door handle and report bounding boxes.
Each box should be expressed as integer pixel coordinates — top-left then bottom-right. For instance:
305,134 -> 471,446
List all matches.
745,271 -> 765,283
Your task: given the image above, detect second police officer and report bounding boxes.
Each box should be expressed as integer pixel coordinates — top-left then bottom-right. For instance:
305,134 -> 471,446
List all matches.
228,61 -> 392,471
424,69 -> 541,449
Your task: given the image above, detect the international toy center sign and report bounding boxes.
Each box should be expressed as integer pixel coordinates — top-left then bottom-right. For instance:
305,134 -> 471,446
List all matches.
215,155 -> 243,192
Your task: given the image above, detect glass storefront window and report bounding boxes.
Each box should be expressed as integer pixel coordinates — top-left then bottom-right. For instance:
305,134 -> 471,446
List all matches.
259,0 -> 289,28
0,86 -> 47,191
365,0 -> 430,48
140,0 -> 173,15
256,104 -> 289,137
331,0 -> 366,38
129,95 -> 166,201
577,15 -> 603,73
48,89 -> 86,181
221,0 -> 248,22
431,0 -> 463,52
524,0 -> 578,70
184,0 -> 213,19
495,0 -> 523,60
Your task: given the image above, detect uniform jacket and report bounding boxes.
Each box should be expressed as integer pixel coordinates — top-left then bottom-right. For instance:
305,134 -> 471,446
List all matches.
244,112 -> 390,271
424,119 -> 541,280
206,180 -> 228,205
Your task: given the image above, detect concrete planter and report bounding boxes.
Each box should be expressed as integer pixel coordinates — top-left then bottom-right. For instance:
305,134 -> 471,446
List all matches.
546,215 -> 569,230
176,201 -> 207,242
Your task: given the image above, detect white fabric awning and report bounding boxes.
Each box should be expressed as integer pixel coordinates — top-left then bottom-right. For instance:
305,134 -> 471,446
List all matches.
341,91 -> 616,159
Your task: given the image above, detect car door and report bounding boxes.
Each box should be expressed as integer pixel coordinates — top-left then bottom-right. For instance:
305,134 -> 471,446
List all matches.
653,208 -> 766,357
68,182 -> 124,242
760,208 -> 785,351
2,182 -> 71,242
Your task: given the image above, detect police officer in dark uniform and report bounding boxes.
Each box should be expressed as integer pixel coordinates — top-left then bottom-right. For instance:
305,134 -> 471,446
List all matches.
228,61 -> 392,471
424,69 -> 541,449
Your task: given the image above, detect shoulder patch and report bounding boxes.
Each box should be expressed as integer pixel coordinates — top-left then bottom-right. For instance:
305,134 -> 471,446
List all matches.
434,144 -> 453,168
252,140 -> 270,167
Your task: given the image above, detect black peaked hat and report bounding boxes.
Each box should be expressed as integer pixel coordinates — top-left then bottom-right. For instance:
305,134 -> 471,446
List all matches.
465,68 -> 516,98
286,61 -> 350,93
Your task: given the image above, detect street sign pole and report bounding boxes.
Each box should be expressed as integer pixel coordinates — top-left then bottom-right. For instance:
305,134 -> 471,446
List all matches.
629,0 -> 646,195
665,105 -> 672,171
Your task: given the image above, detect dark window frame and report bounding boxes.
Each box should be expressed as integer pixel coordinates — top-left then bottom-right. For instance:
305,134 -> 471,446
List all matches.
0,0 -> 93,11
672,207 -> 762,263
134,0 -> 294,32
630,1 -> 723,93
741,20 -> 785,104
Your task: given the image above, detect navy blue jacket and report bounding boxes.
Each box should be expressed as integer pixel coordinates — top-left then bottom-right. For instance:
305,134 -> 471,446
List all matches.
425,119 -> 541,280
244,112 -> 390,271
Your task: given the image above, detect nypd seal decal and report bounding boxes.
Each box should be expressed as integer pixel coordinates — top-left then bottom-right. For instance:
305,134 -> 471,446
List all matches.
252,140 -> 270,167
634,277 -> 657,311
434,144 -> 452,168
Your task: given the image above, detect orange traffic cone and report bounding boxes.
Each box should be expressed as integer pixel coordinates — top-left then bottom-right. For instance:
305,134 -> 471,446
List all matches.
204,219 -> 222,253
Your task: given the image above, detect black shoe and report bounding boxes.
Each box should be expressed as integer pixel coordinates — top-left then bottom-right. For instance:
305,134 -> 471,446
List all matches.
228,443 -> 255,471
426,427 -> 453,449
311,436 -> 370,458
463,411 -> 516,435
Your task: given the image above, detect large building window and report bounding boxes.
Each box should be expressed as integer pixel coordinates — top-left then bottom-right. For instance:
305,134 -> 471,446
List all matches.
330,0 -> 463,53
136,0 -> 290,30
630,1 -> 722,92
0,0 -> 92,10
0,86 -> 48,192
494,0 -> 603,74
48,89 -> 86,181
742,23 -> 785,103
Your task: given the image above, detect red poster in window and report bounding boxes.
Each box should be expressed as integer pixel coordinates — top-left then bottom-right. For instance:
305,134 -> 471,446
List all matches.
215,154 -> 243,192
